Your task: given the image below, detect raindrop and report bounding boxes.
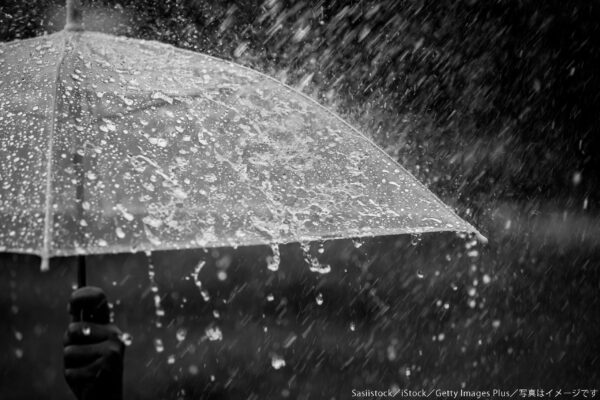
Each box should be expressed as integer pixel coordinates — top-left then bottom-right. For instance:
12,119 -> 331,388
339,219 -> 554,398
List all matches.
310,263 -> 331,274
146,252 -> 164,327
572,171 -> 582,186
119,332 -> 133,346
315,293 -> 324,306
283,334 -> 297,348
317,243 -> 325,254
271,355 -> 286,370
410,234 -> 422,246
193,260 -> 205,288
9,267 -> 18,315
467,250 -> 479,258
167,355 -> 176,364
200,290 -> 210,301
266,293 -> 275,302
82,325 -> 91,336
352,239 -> 364,248
350,322 -> 356,331
205,326 -> 223,341
154,338 -> 164,353
482,274 -> 491,284
266,243 -> 280,271
115,227 -> 125,239
15,349 -> 23,359
302,242 -> 331,274
176,328 -> 187,342
416,270 -> 425,279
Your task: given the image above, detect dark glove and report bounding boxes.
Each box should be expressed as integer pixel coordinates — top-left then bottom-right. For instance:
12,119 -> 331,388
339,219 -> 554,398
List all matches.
64,287 -> 124,400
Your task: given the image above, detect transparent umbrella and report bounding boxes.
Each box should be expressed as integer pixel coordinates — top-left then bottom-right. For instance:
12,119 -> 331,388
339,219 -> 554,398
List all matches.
0,0 -> 485,280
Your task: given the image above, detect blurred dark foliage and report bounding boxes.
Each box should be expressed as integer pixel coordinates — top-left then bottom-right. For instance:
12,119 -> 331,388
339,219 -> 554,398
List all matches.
1,0 -> 599,399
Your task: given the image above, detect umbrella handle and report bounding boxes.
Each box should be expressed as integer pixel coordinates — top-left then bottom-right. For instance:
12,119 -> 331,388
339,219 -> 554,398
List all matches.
77,256 -> 87,288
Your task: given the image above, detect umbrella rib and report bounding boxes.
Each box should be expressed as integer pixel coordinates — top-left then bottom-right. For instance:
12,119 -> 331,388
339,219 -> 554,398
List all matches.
41,33 -> 69,267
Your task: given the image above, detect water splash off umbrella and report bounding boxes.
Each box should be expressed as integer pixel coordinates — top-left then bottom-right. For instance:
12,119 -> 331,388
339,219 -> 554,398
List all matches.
0,0 -> 486,284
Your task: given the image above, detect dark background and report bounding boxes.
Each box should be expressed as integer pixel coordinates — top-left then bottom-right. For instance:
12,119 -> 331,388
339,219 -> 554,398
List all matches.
1,1 -> 599,399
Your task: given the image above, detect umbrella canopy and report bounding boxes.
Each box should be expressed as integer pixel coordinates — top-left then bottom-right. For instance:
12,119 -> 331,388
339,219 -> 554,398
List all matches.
0,13 -> 485,269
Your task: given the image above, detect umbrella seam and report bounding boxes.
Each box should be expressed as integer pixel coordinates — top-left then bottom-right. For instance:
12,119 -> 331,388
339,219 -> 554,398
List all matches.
41,32 -> 69,265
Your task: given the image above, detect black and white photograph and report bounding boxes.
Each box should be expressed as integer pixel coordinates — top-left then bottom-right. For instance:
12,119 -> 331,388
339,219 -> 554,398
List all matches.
0,1 -> 598,399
